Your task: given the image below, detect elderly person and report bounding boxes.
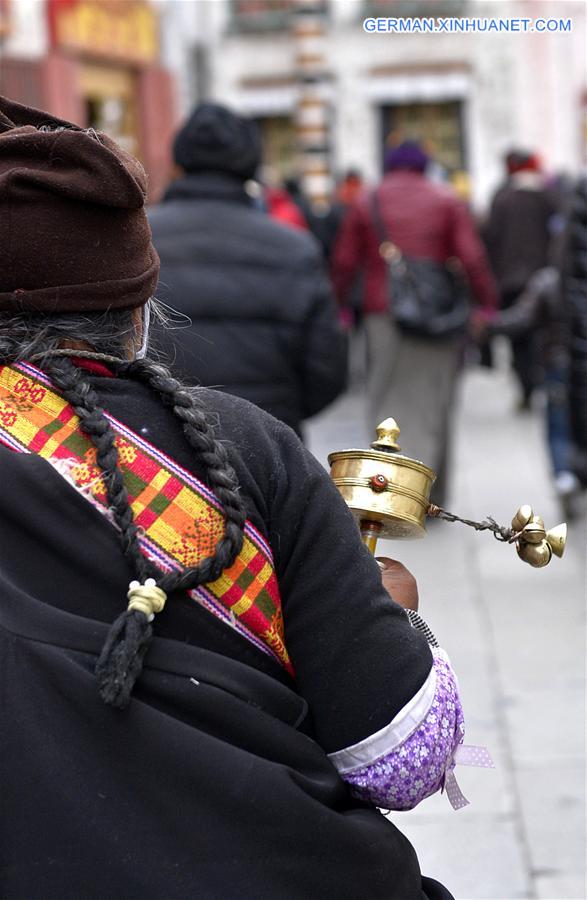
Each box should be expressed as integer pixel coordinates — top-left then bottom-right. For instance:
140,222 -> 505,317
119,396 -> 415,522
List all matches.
0,97 -> 462,900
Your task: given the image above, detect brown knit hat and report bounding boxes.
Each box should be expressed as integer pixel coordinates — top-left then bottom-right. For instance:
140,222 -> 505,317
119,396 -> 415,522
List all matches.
0,95 -> 159,313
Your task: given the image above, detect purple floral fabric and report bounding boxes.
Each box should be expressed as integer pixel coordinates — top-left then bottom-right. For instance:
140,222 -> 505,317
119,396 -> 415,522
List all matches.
342,649 -> 465,811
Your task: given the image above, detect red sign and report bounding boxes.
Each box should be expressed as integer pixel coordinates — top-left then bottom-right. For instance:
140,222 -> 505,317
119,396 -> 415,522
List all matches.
0,0 -> 12,38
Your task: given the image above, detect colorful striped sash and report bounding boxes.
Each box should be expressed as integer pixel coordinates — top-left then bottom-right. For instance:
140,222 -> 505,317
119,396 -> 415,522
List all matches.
0,362 -> 292,675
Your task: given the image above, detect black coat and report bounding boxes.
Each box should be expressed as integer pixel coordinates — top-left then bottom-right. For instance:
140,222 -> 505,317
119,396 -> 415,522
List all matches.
485,174 -> 557,297
564,175 -> 587,478
0,369 -> 452,900
148,174 -> 347,434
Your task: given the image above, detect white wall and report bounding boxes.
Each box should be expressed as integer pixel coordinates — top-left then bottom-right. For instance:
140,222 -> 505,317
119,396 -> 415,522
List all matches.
157,0 -> 586,209
2,0 -> 48,59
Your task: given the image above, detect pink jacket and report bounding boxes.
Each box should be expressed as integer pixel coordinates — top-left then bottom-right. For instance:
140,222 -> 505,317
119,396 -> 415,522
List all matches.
332,171 -> 498,315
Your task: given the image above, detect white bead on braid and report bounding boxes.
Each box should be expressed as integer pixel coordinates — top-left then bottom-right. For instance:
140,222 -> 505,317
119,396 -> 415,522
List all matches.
126,578 -> 167,622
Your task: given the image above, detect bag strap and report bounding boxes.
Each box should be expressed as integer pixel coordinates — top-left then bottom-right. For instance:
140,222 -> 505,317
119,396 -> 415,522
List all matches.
370,188 -> 402,262
369,187 -> 389,243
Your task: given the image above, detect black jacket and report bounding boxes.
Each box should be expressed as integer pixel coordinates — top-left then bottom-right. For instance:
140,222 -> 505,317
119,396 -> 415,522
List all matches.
488,267 -> 568,370
564,175 -> 587,478
0,366 -> 450,900
485,172 -> 557,298
148,173 -> 347,434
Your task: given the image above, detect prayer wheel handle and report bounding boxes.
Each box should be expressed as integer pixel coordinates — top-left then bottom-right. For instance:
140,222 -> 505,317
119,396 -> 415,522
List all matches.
328,418 -> 566,568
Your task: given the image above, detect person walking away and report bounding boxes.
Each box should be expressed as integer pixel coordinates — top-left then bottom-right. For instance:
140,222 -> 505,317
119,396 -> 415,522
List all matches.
264,182 -> 309,231
1,94 -> 468,900
480,267 -> 581,518
484,151 -> 558,408
284,175 -> 345,263
336,168 -> 364,209
562,172 -> 587,499
149,104 -> 346,439
334,169 -> 366,332
331,141 -> 497,505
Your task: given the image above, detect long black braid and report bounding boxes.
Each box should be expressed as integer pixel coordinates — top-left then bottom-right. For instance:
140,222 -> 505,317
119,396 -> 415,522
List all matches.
45,358 -> 154,582
43,355 -> 246,708
124,358 -> 245,591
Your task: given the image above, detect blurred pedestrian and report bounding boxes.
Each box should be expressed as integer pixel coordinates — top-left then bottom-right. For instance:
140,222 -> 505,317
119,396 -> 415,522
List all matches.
264,183 -> 309,231
484,150 -> 558,408
562,172 -> 587,495
334,169 -> 366,332
1,95 -> 461,900
482,267 -> 581,517
335,168 -> 364,208
149,103 -> 346,439
284,175 -> 344,262
331,140 -> 497,505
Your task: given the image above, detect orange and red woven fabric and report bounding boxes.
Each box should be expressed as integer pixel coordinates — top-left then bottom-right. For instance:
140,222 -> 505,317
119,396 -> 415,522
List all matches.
0,362 -> 292,674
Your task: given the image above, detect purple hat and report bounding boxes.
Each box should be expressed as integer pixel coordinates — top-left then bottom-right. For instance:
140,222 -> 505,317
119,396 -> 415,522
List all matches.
384,141 -> 429,173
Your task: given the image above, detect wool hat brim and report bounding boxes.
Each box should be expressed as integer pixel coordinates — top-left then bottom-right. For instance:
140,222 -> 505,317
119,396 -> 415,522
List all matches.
0,251 -> 160,313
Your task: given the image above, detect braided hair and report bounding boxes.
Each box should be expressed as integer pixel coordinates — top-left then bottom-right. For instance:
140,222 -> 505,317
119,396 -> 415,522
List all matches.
0,306 -> 247,708
42,355 -> 246,707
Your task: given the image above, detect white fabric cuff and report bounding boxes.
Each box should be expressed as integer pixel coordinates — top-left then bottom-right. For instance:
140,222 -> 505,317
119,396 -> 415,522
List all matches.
328,650 -> 451,776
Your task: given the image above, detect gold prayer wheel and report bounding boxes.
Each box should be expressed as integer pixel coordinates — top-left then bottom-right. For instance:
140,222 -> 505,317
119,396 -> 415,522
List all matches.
328,418 -> 434,539
328,418 -> 567,568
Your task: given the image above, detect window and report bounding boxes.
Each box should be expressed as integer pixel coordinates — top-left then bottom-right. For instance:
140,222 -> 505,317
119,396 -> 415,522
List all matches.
230,0 -> 328,33
381,100 -> 467,185
363,0 -> 465,18
230,0 -> 295,32
255,115 -> 298,180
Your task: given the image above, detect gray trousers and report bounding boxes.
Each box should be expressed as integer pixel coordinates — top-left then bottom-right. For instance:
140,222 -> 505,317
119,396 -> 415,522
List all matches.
365,314 -> 461,503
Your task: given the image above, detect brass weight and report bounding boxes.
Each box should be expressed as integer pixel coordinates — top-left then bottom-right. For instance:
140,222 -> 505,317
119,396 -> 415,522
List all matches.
328,419 -> 567,568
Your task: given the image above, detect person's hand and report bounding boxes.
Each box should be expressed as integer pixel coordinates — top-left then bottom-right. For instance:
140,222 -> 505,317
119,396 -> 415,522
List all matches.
376,557 -> 419,611
468,308 -> 489,342
338,307 -> 355,331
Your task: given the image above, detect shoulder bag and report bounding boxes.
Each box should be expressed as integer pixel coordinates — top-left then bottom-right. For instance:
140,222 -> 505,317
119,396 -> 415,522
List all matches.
371,190 -> 470,339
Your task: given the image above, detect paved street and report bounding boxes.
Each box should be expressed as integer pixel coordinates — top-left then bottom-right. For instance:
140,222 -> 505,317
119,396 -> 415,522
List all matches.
306,346 -> 586,900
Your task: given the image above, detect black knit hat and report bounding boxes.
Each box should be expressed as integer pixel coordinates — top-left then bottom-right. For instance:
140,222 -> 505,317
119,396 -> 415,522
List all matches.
173,103 -> 261,180
0,94 -> 159,313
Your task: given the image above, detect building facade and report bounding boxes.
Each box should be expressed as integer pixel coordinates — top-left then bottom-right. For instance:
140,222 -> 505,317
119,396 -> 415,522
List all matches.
159,0 -> 587,209
0,0 -> 176,200
2,0 -> 585,208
